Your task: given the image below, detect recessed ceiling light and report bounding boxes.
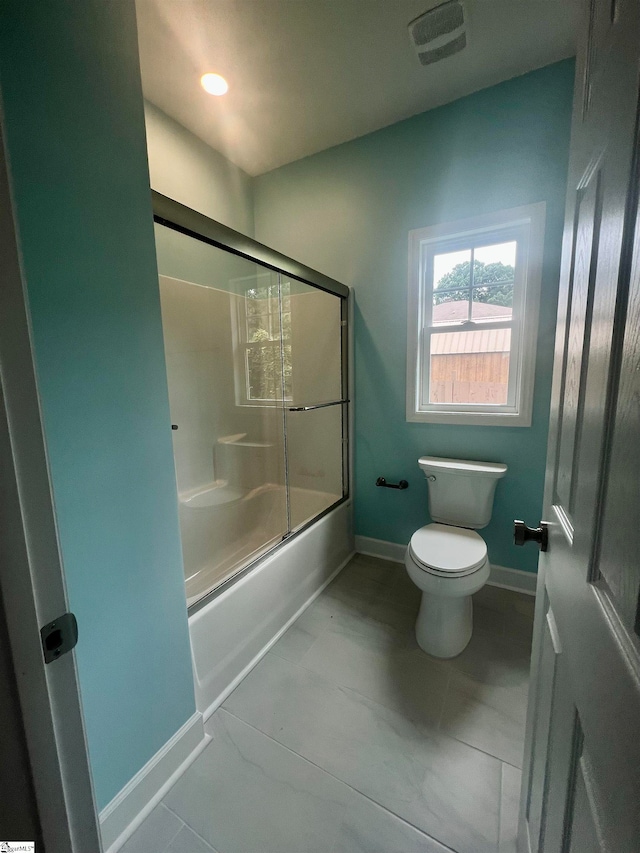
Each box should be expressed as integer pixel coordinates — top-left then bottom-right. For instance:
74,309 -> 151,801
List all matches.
200,73 -> 229,96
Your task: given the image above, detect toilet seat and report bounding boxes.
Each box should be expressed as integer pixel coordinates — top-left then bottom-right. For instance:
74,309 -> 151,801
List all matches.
408,523 -> 487,578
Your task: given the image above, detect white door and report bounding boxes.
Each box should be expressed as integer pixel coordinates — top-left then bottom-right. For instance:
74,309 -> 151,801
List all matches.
518,0 -> 640,850
0,125 -> 102,851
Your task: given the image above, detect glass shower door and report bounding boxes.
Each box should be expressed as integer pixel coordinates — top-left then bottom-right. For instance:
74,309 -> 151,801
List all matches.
153,206 -> 349,607
155,222 -> 289,605
283,277 -> 347,530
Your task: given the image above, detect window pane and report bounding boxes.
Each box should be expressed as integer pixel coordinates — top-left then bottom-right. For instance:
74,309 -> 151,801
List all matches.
471,241 -> 516,322
471,286 -> 513,321
432,248 -> 471,325
281,311 -> 292,339
429,328 -> 511,405
245,285 -> 286,343
246,342 -> 284,401
268,295 -> 279,327
283,342 -> 292,398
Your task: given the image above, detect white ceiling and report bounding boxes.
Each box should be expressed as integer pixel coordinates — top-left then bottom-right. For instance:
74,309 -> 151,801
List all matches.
136,1 -> 579,176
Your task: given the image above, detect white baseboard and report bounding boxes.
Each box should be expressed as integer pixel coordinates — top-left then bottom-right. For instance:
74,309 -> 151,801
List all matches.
200,549 -> 356,722
100,711 -> 209,853
354,535 -> 536,596
487,564 -> 537,595
355,535 -> 406,564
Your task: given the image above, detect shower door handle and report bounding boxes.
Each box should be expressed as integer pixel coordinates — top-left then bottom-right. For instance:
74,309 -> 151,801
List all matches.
288,399 -> 349,412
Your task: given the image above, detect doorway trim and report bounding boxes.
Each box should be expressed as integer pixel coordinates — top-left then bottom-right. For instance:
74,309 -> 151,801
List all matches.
0,112 -> 102,851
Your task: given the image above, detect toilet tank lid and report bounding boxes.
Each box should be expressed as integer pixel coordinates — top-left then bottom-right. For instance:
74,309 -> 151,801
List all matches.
419,456 -> 507,477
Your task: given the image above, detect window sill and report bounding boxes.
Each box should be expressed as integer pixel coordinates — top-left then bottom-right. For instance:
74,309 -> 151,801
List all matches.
407,409 -> 532,427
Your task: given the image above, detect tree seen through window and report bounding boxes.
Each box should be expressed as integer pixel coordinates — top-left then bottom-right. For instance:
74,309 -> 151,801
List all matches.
244,281 -> 293,401
434,259 -> 515,307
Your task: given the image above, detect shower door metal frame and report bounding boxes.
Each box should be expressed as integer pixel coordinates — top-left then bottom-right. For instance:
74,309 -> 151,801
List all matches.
152,192 -> 351,613
153,191 -> 349,300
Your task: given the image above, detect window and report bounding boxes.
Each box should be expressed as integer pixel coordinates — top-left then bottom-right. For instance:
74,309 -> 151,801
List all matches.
232,273 -> 292,405
406,203 -> 545,426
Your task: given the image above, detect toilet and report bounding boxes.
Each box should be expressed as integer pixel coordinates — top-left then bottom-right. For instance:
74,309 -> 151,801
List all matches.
405,456 -> 507,658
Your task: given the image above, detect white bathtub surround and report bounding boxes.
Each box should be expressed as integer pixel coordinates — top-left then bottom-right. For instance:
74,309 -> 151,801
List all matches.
190,499 -> 354,721
354,535 -> 537,595
99,712 -> 208,853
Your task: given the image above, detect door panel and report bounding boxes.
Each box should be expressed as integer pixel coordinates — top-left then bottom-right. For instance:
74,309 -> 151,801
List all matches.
567,766 -> 602,853
519,0 -> 640,850
524,598 -> 562,852
596,218 -> 640,631
553,171 -> 601,518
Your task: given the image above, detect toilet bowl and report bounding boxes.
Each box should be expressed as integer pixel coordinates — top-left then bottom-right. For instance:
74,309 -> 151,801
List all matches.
406,456 -> 507,658
405,523 -> 490,658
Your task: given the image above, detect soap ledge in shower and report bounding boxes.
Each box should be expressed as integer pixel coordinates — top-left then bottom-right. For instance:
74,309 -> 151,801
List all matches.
217,433 -> 273,448
179,480 -> 246,508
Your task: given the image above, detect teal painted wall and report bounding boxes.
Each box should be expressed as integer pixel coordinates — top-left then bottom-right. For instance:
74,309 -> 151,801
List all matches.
0,1 -> 196,809
254,61 -> 575,574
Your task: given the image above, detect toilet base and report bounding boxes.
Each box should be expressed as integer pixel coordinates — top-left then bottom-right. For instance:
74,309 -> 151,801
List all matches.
415,592 -> 473,658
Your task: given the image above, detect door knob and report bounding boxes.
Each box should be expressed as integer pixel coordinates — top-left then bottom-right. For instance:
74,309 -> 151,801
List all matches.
514,520 -> 549,552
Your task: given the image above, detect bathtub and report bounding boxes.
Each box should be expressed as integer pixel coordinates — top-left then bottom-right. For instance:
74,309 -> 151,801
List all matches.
180,480 -> 345,605
188,497 -> 353,720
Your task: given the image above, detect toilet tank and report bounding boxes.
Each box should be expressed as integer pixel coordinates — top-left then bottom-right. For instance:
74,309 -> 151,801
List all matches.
419,456 -> 507,529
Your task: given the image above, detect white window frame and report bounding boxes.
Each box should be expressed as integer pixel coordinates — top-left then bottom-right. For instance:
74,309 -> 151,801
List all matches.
406,203 -> 545,427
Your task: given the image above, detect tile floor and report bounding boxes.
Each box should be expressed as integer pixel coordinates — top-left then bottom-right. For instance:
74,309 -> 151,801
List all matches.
122,554 -> 534,853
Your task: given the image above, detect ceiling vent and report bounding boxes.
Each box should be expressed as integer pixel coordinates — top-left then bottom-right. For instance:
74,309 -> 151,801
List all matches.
409,1 -> 467,66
